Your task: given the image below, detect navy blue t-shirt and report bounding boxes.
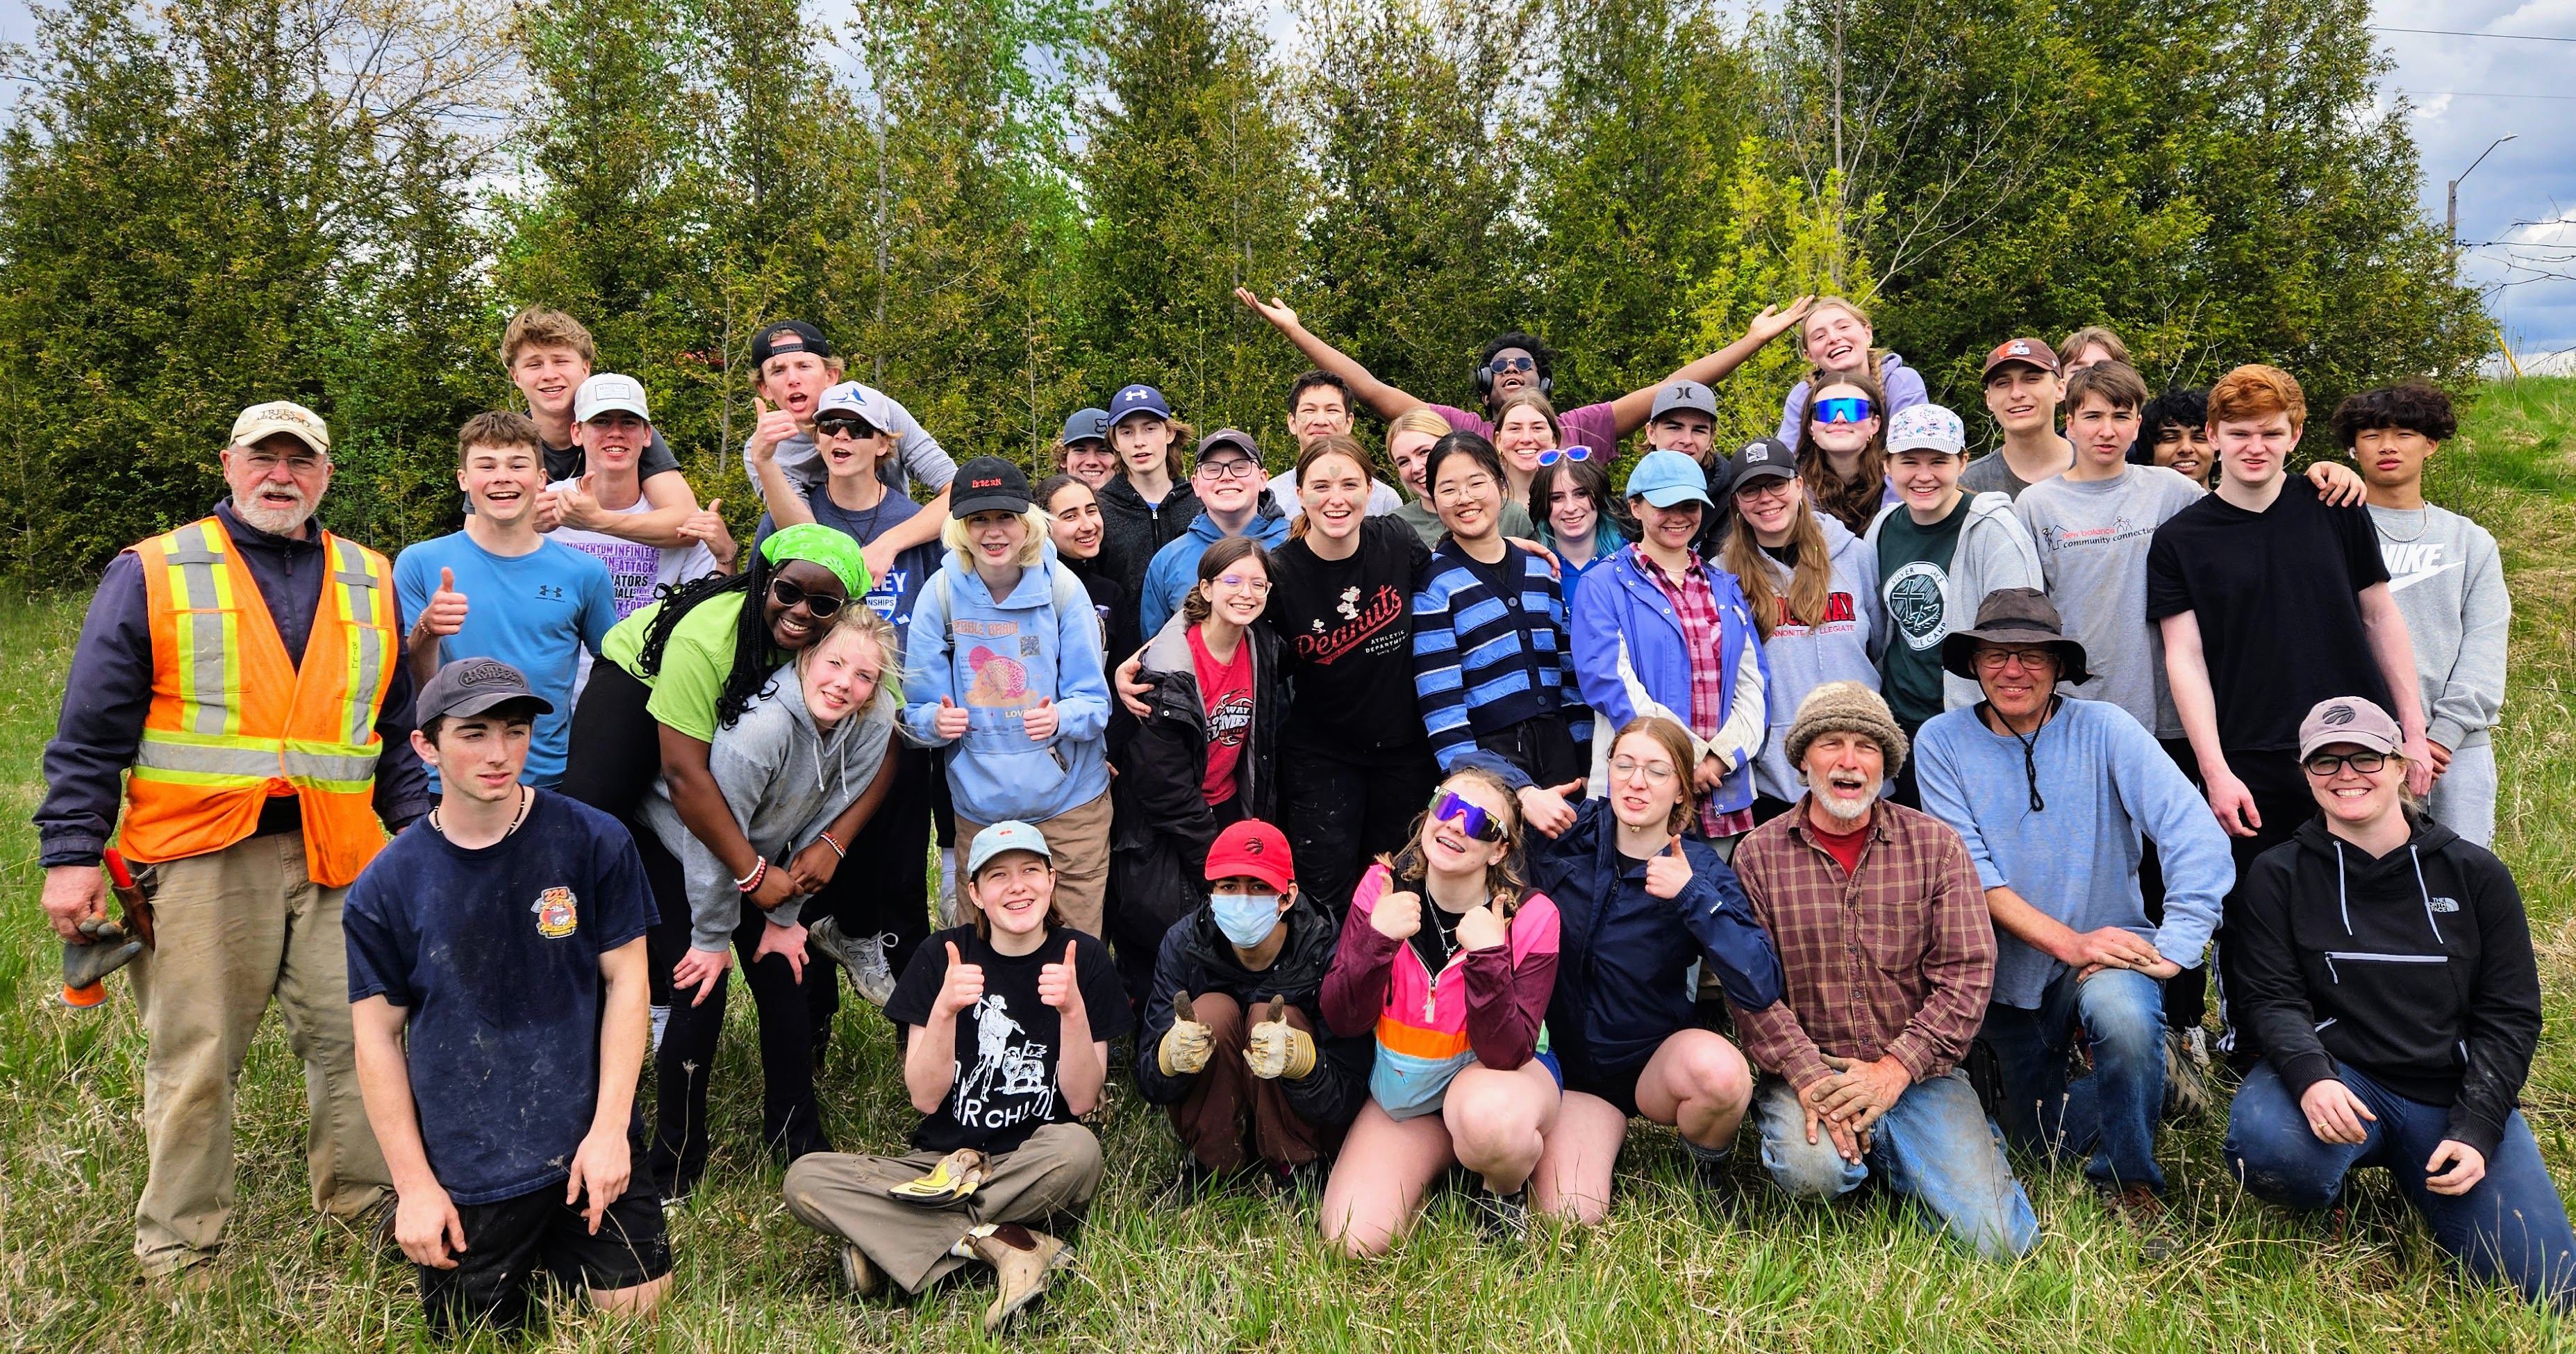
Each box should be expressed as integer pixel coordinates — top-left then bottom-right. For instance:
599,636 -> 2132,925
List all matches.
754,484 -> 942,631
343,792 -> 655,1205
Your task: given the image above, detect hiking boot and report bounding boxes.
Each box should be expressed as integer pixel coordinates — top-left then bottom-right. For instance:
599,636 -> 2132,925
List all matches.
2100,1182 -> 2174,1260
969,1223 -> 1074,1332
2162,1027 -> 2214,1123
1472,1184 -> 1530,1243
888,1148 -> 990,1207
808,918 -> 899,1007
838,1243 -> 886,1298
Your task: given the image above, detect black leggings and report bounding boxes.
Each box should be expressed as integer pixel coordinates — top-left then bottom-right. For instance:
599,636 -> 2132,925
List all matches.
560,666 -> 683,1004
1280,741 -> 1439,923
804,743 -> 937,1048
646,894 -> 829,1199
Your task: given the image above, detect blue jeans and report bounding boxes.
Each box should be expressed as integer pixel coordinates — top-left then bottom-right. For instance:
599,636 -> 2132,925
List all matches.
1979,967 -> 2166,1192
2227,1062 -> 2576,1310
1754,1069 -> 2040,1261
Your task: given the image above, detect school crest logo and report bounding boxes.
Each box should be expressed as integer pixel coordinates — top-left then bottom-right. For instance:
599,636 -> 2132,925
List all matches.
1886,560 -> 1950,651
531,886 -> 579,939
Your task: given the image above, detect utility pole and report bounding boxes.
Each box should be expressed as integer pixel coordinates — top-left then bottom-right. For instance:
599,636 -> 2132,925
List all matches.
2447,133 -> 2516,264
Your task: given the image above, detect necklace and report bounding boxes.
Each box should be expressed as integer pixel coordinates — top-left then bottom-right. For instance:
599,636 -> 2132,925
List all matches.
2374,505 -> 2429,545
431,784 -> 530,841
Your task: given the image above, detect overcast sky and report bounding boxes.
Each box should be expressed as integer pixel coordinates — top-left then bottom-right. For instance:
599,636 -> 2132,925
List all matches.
1,1 -> 2568,358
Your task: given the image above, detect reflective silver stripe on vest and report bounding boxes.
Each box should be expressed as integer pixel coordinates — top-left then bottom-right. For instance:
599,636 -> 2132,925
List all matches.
282,747 -> 382,782
133,738 -> 277,778
167,524 -> 232,736
331,538 -> 385,745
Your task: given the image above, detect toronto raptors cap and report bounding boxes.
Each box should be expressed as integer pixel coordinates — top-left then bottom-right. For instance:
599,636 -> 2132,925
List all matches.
1204,818 -> 1295,892
2297,696 -> 2402,761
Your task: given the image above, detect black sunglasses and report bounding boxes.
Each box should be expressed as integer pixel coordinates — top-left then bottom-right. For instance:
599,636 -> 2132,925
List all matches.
1486,355 -> 1538,375
814,415 -> 881,440
770,576 -> 845,620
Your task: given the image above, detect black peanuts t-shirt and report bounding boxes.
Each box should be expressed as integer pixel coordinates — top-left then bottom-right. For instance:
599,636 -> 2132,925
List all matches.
2145,475 -> 2393,752
1265,516 -> 1434,753
886,924 -> 1133,1155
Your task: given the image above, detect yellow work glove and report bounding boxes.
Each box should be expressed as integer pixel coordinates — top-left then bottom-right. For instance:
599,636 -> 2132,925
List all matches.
1244,996 -> 1316,1081
1157,990 -> 1215,1076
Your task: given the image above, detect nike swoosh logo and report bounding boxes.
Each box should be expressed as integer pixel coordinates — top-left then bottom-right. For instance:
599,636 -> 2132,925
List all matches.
2386,560 -> 2462,594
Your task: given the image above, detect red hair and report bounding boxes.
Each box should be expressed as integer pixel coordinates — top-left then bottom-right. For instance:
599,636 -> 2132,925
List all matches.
2207,364 -> 2307,430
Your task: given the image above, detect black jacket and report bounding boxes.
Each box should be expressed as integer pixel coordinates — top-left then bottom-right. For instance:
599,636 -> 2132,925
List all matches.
1110,614 -> 1284,947
2234,814 -> 2541,1158
1096,473 -> 1201,609
1131,897 -> 1370,1129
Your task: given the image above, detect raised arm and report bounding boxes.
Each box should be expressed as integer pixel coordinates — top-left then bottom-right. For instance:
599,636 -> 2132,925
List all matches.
1602,298 -> 1816,436
1235,290 -> 1426,420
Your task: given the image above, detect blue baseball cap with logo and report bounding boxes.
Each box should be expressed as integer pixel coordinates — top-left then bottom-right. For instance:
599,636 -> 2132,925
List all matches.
1623,449 -> 1714,509
1109,384 -> 1171,427
967,820 -> 1054,876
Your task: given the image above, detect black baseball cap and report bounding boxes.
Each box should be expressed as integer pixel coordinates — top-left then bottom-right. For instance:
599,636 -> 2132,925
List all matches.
417,658 -> 554,725
1729,436 -> 1797,488
751,320 -> 833,368
951,455 -> 1033,518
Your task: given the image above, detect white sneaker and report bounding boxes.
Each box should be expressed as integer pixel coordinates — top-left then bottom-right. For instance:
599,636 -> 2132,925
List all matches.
648,1003 -> 671,1056
809,918 -> 900,1007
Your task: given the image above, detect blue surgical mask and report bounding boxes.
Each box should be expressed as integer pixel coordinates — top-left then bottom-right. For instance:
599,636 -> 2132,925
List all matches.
1211,892 -> 1281,948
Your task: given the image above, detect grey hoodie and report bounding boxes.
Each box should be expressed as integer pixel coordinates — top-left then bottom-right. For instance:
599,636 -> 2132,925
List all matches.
2370,503 -> 2509,752
1864,490 -> 2045,711
639,660 -> 897,950
1747,514 -> 1888,801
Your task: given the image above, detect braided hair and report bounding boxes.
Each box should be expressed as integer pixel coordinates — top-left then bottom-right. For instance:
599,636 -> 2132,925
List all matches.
633,547 -> 790,730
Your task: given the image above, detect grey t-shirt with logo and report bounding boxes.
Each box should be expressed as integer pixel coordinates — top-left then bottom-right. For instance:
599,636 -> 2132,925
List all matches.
2016,465 -> 2205,738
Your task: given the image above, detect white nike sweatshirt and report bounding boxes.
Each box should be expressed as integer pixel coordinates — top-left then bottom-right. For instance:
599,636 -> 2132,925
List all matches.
2369,502 -> 2510,751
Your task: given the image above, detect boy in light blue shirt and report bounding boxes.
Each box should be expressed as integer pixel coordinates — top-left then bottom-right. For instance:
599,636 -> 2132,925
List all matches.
394,411 -> 617,787
1913,588 -> 2231,1231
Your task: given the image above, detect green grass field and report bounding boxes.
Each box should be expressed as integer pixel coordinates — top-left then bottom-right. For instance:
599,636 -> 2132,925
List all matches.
6,381 -> 2576,1351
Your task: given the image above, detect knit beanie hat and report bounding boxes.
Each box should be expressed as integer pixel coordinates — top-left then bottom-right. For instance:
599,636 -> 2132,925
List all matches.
1784,680 -> 1907,777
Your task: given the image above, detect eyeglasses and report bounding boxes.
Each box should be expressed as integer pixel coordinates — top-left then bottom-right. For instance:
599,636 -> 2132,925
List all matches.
1609,756 -> 1675,784
1735,478 -> 1796,504
1973,647 -> 2059,672
2303,750 -> 2388,778
1429,791 -> 1506,842
1486,356 -> 1538,375
769,576 -> 845,620
1195,458 -> 1262,481
1434,476 -> 1497,503
235,450 -> 328,474
1213,573 -> 1272,594
1536,446 -> 1590,466
1812,396 -> 1875,425
814,415 -> 881,440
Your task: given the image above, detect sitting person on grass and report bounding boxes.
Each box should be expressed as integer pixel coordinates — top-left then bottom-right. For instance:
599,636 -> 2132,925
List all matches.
1135,818 -> 1370,1197
781,821 -> 1130,1334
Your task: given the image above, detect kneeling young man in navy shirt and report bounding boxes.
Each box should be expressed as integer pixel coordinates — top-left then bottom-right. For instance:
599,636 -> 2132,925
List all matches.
344,658 -> 667,1336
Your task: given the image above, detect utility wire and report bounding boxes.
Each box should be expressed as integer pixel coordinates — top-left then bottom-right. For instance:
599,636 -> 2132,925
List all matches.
2368,26 -> 2576,44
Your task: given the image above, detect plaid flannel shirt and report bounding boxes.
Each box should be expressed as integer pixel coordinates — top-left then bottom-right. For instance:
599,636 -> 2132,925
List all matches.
1727,800 -> 1995,1092
1636,547 -> 1752,838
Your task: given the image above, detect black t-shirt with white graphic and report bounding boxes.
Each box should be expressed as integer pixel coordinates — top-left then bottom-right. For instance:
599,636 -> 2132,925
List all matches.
1265,516 -> 1434,754
886,925 -> 1133,1154
2145,475 -> 2394,752
1875,495 -> 1972,728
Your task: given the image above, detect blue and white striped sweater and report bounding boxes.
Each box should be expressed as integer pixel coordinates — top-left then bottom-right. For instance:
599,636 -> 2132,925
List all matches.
1411,543 -> 1584,770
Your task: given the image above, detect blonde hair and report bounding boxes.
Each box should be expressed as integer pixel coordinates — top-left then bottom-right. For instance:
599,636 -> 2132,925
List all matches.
800,601 -> 904,711
941,506 -> 1051,567
1613,716 -> 1702,837
1797,296 -> 1888,374
1721,481 -> 1834,640
501,306 -> 596,370
1379,766 -> 1531,918
1387,406 -> 1454,443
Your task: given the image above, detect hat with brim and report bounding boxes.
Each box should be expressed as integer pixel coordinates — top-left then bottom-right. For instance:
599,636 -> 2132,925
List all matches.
951,455 -> 1033,518
1624,448 -> 1713,509
967,820 -> 1053,877
2297,696 -> 2402,761
229,400 -> 331,456
1939,586 -> 2092,685
1195,428 -> 1261,468
417,657 -> 555,726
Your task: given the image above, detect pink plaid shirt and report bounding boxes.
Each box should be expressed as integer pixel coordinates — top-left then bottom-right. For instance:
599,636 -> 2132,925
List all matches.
1634,546 -> 1751,837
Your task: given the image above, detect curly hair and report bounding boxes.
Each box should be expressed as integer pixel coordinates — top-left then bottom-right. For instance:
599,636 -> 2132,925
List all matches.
1378,766 -> 1532,918
1794,366 -> 1891,535
2329,382 -> 2457,448
2134,388 -> 2209,468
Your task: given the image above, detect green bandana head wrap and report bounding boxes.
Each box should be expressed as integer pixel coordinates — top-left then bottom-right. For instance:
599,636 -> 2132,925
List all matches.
759,522 -> 870,599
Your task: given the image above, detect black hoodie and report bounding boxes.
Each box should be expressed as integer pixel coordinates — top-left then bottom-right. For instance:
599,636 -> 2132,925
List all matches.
1096,473 -> 1202,608
2234,812 -> 2541,1158
1131,895 -> 1370,1130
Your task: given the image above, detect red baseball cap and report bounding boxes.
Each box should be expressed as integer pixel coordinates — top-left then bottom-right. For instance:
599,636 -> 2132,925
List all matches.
1204,819 -> 1295,893
1980,336 -> 2061,378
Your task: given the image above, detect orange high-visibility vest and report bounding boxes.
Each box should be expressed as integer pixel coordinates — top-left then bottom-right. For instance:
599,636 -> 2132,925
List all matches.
117,515 -> 398,886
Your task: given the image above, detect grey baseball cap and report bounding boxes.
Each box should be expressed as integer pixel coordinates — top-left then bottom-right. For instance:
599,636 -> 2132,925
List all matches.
1060,407 -> 1109,446
417,658 -> 554,725
1648,381 -> 1719,423
2298,696 -> 2402,761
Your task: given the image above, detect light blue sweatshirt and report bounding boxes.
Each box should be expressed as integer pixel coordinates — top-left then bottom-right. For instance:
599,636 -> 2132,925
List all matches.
1136,499 -> 1294,638
1913,695 -> 2234,1009
901,551 -> 1112,825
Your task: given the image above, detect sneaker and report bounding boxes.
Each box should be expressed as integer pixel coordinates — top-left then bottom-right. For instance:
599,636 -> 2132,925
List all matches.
1471,1184 -> 1530,1243
2162,1027 -> 2214,1123
838,1243 -> 886,1298
2100,1182 -> 2174,1260
808,918 -> 899,1007
1686,1143 -> 1733,1196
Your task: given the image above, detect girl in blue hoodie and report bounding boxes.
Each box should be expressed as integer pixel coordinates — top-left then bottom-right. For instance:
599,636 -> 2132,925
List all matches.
903,458 -> 1114,937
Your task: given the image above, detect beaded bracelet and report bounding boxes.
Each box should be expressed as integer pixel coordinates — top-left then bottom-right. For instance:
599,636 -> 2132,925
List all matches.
734,857 -> 768,893
817,831 -> 847,859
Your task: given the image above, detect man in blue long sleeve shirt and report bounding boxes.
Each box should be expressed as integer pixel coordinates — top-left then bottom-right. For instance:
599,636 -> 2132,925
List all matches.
33,403 -> 431,1283
1914,589 -> 2231,1232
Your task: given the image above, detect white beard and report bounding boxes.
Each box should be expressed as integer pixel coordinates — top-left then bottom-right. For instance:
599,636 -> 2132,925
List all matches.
233,491 -> 311,537
1817,782 -> 1879,823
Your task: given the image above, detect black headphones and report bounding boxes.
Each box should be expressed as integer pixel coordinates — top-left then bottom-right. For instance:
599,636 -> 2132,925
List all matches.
1475,349 -> 1552,399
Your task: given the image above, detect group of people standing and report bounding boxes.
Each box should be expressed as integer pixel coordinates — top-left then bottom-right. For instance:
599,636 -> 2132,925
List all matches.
31,292 -> 2561,1339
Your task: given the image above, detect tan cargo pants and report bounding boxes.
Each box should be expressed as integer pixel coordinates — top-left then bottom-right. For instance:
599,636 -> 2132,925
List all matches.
127,832 -> 390,1276
781,1122 -> 1103,1293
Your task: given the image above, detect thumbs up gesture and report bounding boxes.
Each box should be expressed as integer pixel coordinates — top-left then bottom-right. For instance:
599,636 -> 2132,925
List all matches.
1518,779 -> 1583,839
1156,989 -> 1215,1076
1454,898 -> 1509,952
1370,890 -> 1423,942
1245,995 -> 1315,1081
934,940 -> 984,1017
1643,834 -> 1693,901
748,395 -> 800,463
1021,695 -> 1058,742
417,567 -> 468,641
678,497 -> 737,565
1038,939 -> 1083,1015
554,470 -> 604,531
933,695 -> 970,741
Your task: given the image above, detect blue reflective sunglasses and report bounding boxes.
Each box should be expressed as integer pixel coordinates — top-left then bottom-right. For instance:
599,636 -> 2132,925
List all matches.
1535,445 -> 1591,467
1813,395 -> 1876,425
1430,791 -> 1506,842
